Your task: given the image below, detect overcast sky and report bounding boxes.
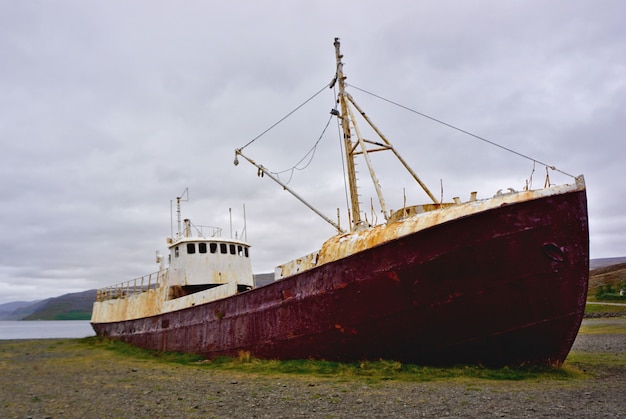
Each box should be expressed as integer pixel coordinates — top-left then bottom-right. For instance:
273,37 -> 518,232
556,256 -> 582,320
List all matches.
1,1 -> 624,305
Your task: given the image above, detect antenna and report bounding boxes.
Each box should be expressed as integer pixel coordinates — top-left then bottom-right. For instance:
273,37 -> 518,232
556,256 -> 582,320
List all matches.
229,207 -> 233,238
243,203 -> 247,242
176,188 -> 189,238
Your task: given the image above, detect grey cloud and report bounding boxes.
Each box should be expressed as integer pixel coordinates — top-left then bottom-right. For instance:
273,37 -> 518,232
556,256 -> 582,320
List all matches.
1,0 -> 624,304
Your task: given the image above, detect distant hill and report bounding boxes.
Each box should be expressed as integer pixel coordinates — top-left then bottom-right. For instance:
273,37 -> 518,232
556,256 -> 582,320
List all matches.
20,290 -> 96,320
4,299 -> 51,320
254,272 -> 275,287
589,257 -> 626,270
0,300 -> 44,320
588,262 -> 626,298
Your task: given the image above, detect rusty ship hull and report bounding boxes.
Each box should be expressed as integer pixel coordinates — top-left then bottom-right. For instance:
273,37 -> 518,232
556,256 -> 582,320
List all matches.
92,187 -> 588,366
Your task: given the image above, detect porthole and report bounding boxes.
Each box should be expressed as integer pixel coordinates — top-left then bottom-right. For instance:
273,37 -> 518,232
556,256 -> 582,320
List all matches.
543,243 -> 565,262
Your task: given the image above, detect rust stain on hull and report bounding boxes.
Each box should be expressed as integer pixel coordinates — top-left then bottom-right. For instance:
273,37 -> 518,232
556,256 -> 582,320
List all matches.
92,189 -> 589,366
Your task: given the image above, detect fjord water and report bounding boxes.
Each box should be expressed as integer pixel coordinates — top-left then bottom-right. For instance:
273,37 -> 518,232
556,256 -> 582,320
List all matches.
0,320 -> 95,340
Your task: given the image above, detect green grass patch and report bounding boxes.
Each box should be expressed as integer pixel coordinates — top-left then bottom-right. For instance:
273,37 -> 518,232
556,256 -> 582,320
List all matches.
584,302 -> 626,316
78,337 -> 581,383
81,336 -> 205,365
566,351 -> 626,368
210,357 -> 583,383
579,319 -> 626,334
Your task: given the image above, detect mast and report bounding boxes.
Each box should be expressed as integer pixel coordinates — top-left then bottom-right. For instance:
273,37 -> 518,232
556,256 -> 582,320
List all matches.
334,38 -> 439,227
236,38 -> 440,236
175,188 -> 189,239
334,38 -> 363,231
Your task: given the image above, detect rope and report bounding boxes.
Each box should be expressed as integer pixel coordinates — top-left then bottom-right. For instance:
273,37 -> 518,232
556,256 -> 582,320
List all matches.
238,83 -> 330,151
272,113 -> 335,184
348,84 -> 575,179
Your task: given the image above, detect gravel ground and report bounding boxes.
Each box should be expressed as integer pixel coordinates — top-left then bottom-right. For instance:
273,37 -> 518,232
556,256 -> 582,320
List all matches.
1,328 -> 624,418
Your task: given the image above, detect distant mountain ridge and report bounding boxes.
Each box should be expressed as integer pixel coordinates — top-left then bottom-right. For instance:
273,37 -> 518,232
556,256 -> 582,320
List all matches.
2,299 -> 51,320
0,300 -> 45,320
589,257 -> 626,270
0,290 -> 96,321
589,261 -> 626,296
23,289 -> 98,320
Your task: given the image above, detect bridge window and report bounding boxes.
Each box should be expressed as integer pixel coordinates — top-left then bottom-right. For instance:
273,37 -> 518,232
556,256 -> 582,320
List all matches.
229,244 -> 236,255
187,243 -> 196,254
238,245 -> 249,257
210,243 -> 217,253
220,243 -> 227,254
199,243 -> 207,254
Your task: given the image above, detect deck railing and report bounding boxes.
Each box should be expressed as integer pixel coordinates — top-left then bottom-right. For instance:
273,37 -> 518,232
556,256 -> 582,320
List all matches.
96,269 -> 168,302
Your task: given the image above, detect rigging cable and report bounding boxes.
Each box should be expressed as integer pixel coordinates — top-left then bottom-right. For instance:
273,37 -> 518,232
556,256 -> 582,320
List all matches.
272,113 -> 335,184
238,83 -> 330,151
348,84 -> 575,179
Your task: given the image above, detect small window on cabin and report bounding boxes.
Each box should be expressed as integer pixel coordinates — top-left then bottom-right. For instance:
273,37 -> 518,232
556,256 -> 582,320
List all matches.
237,245 -> 243,256
210,243 -> 218,254
175,246 -> 179,257
187,243 -> 196,254
220,243 -> 227,254
229,244 -> 236,255
244,247 -> 249,257
199,243 -> 207,254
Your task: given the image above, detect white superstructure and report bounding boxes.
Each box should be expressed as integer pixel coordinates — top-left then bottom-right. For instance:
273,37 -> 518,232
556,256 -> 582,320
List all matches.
92,203 -> 253,323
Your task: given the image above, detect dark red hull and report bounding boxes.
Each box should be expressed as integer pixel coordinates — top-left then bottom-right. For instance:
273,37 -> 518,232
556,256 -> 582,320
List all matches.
92,189 -> 589,366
